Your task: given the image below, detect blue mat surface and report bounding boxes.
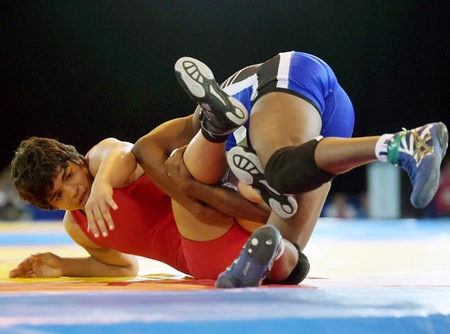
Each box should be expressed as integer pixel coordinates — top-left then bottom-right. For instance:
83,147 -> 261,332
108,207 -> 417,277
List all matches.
1,288 -> 449,334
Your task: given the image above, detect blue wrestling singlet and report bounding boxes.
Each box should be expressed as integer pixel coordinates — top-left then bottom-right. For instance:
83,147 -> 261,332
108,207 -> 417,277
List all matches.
221,51 -> 355,151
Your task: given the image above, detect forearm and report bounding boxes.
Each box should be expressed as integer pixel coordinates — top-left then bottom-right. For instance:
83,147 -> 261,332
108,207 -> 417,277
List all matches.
135,139 -> 268,221
189,185 -> 270,222
132,116 -> 199,204
61,256 -> 138,277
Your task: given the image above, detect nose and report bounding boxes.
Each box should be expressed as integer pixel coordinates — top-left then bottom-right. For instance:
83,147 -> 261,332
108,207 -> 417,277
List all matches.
64,185 -> 78,199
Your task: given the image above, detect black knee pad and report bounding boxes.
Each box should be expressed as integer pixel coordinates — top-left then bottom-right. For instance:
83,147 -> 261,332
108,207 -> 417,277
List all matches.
264,243 -> 310,285
264,138 -> 335,194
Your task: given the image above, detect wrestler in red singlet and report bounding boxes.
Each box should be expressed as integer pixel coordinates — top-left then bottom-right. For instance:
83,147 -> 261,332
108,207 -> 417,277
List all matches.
71,174 -> 252,279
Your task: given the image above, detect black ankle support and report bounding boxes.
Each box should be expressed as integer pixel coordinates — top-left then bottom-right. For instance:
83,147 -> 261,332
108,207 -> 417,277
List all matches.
264,243 -> 310,285
264,138 -> 335,194
199,110 -> 231,143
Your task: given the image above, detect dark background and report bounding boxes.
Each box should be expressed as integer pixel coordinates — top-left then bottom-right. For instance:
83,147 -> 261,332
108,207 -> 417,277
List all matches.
1,1 -> 448,197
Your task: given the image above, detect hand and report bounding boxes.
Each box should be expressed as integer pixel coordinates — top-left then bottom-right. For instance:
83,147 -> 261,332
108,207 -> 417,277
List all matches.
165,146 -> 233,224
165,146 -> 270,224
166,146 -> 197,194
9,252 -> 63,278
85,178 -> 118,238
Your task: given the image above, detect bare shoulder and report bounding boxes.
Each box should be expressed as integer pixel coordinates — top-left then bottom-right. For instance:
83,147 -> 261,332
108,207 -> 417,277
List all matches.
86,138 -> 132,164
63,211 -> 101,249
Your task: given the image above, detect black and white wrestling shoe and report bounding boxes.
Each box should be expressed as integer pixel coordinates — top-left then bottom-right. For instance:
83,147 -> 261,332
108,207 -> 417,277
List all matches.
174,57 -> 248,142
227,146 -> 298,219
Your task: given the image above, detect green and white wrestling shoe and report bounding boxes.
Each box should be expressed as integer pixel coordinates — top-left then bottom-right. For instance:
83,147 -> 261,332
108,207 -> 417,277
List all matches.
379,122 -> 448,208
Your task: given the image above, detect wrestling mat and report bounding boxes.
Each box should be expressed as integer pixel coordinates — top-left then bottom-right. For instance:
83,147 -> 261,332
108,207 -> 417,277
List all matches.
0,219 -> 449,333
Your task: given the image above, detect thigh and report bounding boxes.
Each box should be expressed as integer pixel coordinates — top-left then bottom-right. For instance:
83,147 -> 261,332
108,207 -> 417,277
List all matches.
249,92 -> 322,167
248,91 -> 329,248
180,222 -> 251,279
171,199 -> 234,241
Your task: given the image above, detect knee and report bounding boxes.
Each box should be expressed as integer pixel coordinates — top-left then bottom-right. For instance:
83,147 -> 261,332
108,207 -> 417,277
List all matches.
264,138 -> 335,194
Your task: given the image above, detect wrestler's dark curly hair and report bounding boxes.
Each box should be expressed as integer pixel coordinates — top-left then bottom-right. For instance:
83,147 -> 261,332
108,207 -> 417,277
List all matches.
10,137 -> 85,210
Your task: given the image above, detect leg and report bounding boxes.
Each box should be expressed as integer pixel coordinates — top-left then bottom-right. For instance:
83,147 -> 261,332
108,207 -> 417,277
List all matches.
171,199 -> 234,241
216,92 -> 325,288
223,101 -> 448,287
174,58 -> 249,184
174,58 -> 305,285
265,123 -> 448,208
313,136 -> 379,174
175,55 -> 448,287
248,92 -> 326,246
183,130 -> 228,184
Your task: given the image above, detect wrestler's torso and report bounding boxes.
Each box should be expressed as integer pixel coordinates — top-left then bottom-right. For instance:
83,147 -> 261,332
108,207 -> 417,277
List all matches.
70,175 -> 189,274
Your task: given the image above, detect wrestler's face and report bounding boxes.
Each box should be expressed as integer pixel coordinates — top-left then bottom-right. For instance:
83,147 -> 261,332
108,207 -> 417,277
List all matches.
47,161 -> 93,210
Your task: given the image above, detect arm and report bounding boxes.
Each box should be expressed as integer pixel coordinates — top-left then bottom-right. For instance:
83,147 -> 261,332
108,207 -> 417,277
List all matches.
85,138 -> 144,237
165,146 -> 270,222
62,212 -> 139,277
132,111 -> 269,224
9,212 -> 138,278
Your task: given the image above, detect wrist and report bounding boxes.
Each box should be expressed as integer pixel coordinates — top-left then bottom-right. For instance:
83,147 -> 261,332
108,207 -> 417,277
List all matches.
92,174 -> 111,185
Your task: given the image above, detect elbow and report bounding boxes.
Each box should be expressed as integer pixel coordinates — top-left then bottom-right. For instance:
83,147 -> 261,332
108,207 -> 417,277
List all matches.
128,265 -> 139,277
126,258 -> 139,277
132,135 -> 155,165
132,137 -> 146,164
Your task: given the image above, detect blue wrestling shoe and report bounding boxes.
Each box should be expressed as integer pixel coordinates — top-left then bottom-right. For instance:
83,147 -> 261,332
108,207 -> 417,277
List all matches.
388,122 -> 448,208
216,225 -> 283,288
227,146 -> 298,218
174,57 -> 248,140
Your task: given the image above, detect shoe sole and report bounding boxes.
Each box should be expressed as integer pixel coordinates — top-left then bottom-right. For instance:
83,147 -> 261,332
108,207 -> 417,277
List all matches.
174,57 -> 248,128
215,225 -> 283,288
411,122 -> 448,208
227,146 -> 298,218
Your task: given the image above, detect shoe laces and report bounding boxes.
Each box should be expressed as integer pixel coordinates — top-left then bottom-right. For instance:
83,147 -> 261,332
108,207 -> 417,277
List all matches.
396,126 -> 434,182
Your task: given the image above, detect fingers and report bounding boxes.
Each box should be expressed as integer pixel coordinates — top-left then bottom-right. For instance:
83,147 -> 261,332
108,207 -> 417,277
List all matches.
9,269 -> 19,278
9,254 -> 39,278
85,197 -> 117,238
86,208 -> 100,238
166,150 -> 196,193
92,206 -> 108,237
16,257 -> 33,271
104,197 -> 118,230
31,252 -> 54,264
9,268 -> 33,278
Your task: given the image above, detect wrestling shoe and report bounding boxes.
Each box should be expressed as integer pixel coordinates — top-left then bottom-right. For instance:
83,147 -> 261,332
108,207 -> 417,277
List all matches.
174,57 -> 248,142
227,146 -> 298,218
388,122 -> 448,208
215,225 -> 283,288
